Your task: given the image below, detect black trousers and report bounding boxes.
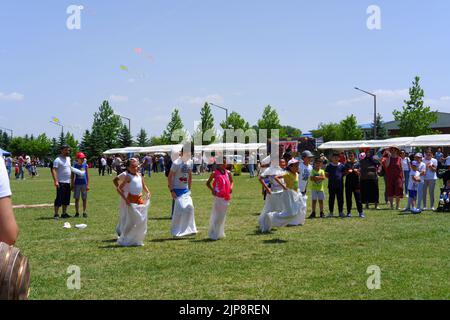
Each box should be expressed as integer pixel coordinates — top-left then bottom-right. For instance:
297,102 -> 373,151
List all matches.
345,184 -> 363,214
328,186 -> 344,214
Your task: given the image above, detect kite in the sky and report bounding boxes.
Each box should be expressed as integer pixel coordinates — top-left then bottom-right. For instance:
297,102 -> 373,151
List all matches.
52,117 -> 60,124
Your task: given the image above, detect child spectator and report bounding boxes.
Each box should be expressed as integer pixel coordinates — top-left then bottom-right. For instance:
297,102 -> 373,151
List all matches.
325,152 -> 346,218
344,151 -> 365,218
408,161 -> 422,214
308,158 -> 326,219
71,152 -> 89,218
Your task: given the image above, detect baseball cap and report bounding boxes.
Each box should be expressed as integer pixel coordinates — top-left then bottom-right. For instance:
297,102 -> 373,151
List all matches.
301,150 -> 314,158
76,152 -> 86,159
411,160 -> 418,166
288,158 -> 299,166
359,152 -> 366,161
415,153 -> 423,158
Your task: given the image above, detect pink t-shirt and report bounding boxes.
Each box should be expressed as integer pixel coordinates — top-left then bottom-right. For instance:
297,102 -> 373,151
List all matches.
213,169 -> 231,201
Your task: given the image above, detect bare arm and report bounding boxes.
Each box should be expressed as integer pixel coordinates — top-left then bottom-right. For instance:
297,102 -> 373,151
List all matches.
274,176 -> 287,190
0,197 -> 19,245
141,176 -> 150,197
206,172 -> 215,195
117,176 -> 131,205
51,167 -> 59,187
167,170 -> 177,199
258,176 -> 272,194
188,170 -> 192,191
228,172 -> 234,192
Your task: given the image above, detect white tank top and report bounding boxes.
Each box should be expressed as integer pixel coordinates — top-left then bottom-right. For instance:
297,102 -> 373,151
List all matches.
128,173 -> 142,195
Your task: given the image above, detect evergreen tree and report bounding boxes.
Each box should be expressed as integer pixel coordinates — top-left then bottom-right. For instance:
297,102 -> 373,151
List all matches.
393,76 -> 439,136
90,100 -> 123,155
136,128 -> 150,147
118,124 -> 133,147
367,113 -> 387,140
162,109 -> 185,144
195,103 -> 216,145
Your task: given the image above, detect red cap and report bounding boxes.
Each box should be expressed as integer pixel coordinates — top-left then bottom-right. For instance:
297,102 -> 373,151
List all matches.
76,152 -> 86,159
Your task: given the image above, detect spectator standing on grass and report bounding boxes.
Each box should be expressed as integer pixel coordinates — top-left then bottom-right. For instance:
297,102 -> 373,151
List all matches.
18,155 -> 24,180
400,150 -> 411,196
422,149 -> 438,211
5,155 -> 12,179
383,146 -> 404,210
299,151 -> 314,196
100,156 -> 107,176
107,156 -> 113,175
415,153 -> 426,211
325,152 -> 345,218
141,154 -> 152,178
0,155 -> 19,245
407,161 -> 422,214
51,145 -> 72,219
344,151 -> 365,218
359,150 -> 380,210
435,148 -> 443,163
308,157 -> 326,219
71,152 -> 89,218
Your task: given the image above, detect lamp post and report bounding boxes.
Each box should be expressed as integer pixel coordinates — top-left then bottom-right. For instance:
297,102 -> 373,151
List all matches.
50,121 -> 64,136
354,87 -> 377,140
115,114 -> 131,133
208,102 -> 229,121
0,127 -> 13,138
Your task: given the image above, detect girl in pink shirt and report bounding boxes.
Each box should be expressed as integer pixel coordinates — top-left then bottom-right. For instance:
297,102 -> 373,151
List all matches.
206,157 -> 234,240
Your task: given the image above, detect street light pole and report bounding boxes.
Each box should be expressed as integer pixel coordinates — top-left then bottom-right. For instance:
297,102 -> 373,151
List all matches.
116,114 -> 131,133
354,87 -> 377,140
208,102 -> 229,121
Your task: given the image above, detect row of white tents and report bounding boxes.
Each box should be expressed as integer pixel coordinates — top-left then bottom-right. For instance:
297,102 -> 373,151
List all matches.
103,143 -> 267,155
318,134 -> 450,150
103,134 -> 450,155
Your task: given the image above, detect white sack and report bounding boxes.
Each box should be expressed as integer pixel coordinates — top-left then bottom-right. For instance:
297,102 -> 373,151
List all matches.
171,193 -> 197,237
117,199 -> 150,247
208,197 -> 230,240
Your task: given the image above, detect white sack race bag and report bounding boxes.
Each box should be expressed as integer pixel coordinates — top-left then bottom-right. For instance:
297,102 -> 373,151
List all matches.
208,197 -> 230,240
171,192 -> 197,237
286,191 -> 307,226
117,199 -> 150,247
258,191 -> 284,233
259,190 -> 307,232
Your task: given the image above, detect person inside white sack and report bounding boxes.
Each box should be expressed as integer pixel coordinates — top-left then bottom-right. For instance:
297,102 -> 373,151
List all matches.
115,158 -> 151,246
259,158 -> 306,233
168,146 -> 197,238
206,156 -> 234,241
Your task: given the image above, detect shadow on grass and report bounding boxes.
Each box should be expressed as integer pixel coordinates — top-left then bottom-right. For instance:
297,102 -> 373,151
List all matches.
263,238 -> 288,244
148,217 -> 172,221
102,239 -> 118,243
36,217 -> 58,221
189,238 -> 217,243
151,237 -> 194,243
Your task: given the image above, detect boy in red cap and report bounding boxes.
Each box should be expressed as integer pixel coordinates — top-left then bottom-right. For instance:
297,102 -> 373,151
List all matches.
71,152 -> 90,218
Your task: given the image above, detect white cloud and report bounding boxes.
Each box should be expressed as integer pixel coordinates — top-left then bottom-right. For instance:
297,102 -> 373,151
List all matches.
109,94 -> 129,103
0,92 -> 24,101
179,94 -> 224,106
336,89 -> 408,107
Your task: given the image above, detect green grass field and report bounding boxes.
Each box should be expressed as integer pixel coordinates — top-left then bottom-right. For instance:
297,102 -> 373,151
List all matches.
10,168 -> 450,300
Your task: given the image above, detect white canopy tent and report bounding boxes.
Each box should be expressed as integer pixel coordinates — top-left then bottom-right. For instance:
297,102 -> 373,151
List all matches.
317,135 -> 450,150
409,134 -> 450,147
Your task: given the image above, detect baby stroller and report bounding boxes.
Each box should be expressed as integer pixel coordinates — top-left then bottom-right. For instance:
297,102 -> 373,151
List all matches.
437,187 -> 450,212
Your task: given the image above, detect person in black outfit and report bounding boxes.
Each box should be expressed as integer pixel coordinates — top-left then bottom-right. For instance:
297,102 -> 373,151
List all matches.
344,151 -> 365,218
325,152 -> 346,218
106,156 -> 113,175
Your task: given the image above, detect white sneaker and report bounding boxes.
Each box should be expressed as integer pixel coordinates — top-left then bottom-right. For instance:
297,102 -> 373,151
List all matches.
422,207 -> 428,211
431,207 -> 435,211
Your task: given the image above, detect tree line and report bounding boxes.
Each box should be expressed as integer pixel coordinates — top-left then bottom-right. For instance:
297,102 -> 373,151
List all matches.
0,76 -> 439,159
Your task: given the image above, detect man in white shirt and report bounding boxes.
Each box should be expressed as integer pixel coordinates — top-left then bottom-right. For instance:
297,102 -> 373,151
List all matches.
0,156 -> 18,245
51,145 -> 73,219
423,149 -> 438,210
299,150 -> 314,195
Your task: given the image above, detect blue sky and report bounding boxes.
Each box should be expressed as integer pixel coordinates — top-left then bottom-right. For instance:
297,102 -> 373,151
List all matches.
1,0 -> 449,140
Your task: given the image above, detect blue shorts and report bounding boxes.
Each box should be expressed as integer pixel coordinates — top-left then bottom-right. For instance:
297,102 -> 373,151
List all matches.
408,190 -> 417,199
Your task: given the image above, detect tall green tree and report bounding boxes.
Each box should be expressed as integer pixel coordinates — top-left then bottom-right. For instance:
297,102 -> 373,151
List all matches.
194,103 -> 216,145
257,105 -> 282,139
311,122 -> 341,142
118,124 -> 134,147
89,100 -> 123,155
0,130 -> 11,150
338,115 -> 364,140
393,76 -> 439,136
162,109 -> 185,144
367,113 -> 387,140
220,111 -> 250,131
79,130 -> 91,153
136,128 -> 150,147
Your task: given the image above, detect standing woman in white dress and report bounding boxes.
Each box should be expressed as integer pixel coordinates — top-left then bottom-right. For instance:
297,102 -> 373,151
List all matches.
168,147 -> 197,237
206,157 -> 234,240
